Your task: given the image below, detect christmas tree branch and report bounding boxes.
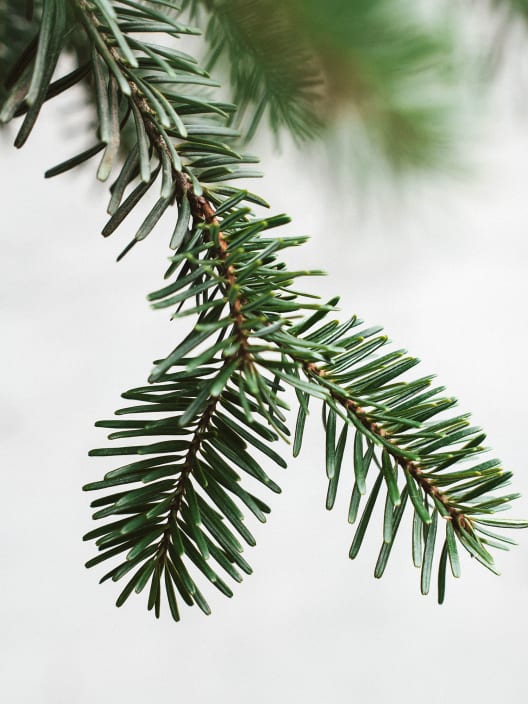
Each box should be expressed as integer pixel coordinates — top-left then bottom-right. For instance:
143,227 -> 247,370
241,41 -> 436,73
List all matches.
1,0 -> 526,621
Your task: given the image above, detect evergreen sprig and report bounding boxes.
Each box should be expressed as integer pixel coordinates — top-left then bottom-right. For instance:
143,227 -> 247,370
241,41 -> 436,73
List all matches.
1,0 -> 526,621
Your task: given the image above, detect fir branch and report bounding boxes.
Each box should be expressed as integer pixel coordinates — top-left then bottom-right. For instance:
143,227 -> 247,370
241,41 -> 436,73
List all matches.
304,361 -> 466,528
1,0 -> 527,622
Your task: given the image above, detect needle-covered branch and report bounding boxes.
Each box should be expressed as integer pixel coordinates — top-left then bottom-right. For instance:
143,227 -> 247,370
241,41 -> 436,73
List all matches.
1,0 -> 526,621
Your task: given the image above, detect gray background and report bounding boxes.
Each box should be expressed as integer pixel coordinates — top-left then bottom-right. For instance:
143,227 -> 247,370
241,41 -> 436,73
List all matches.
2,81 -> 528,703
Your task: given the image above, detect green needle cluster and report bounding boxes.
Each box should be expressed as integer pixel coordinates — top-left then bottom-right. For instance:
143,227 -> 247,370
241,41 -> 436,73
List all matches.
1,0 -> 526,621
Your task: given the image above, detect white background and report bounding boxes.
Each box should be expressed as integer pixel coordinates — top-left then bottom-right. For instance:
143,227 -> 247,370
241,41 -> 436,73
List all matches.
2,67 -> 528,702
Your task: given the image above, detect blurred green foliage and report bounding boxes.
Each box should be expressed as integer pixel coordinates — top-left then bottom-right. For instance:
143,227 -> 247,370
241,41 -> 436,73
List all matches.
188,0 -> 461,171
